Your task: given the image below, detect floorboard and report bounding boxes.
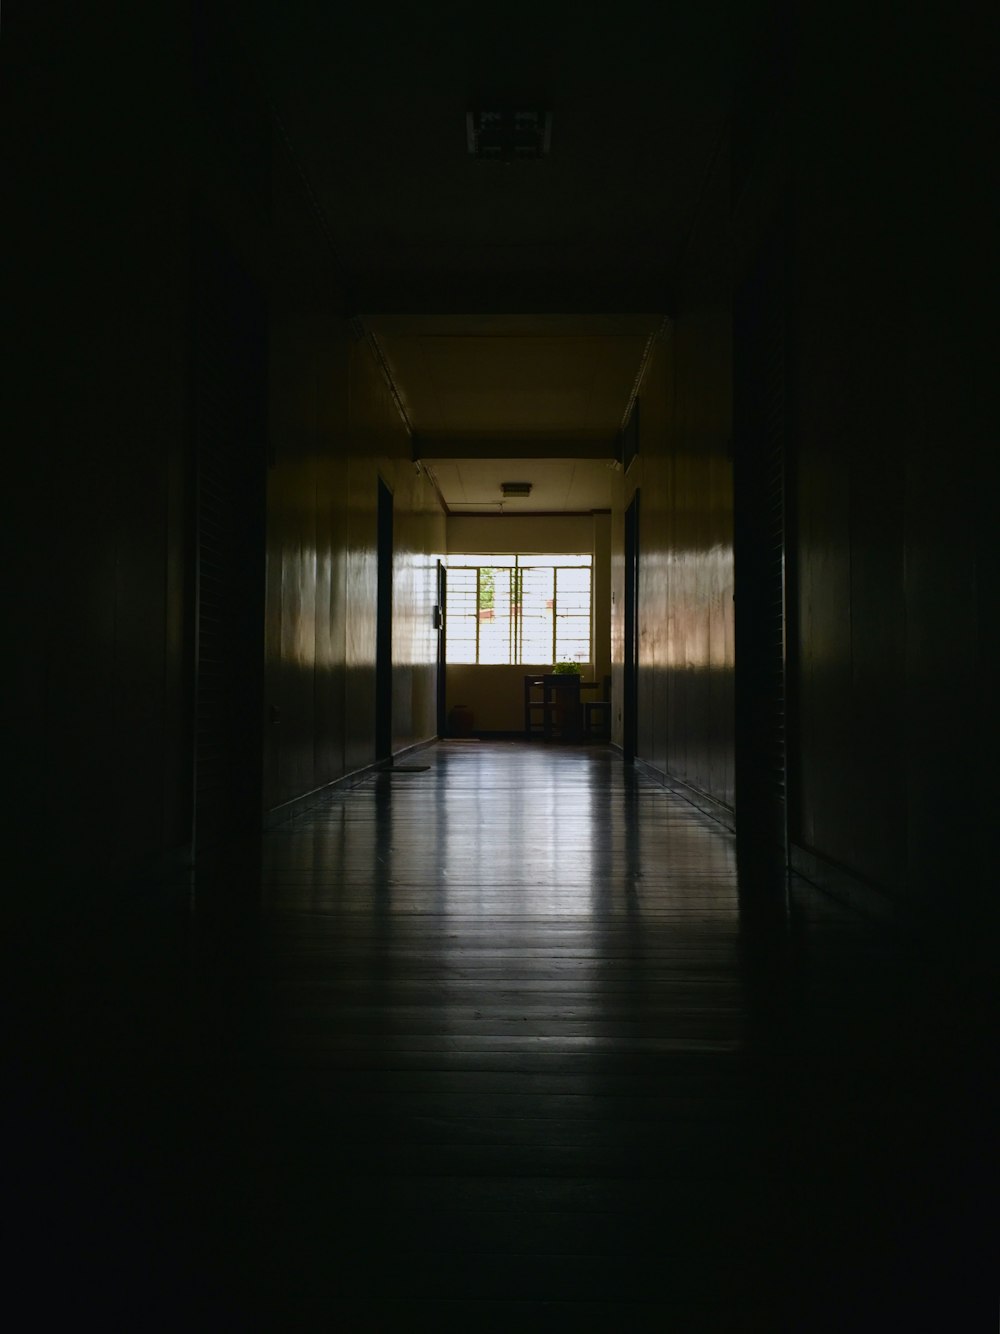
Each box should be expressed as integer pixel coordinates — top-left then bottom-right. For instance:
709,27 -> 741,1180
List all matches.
7,742 -> 994,1329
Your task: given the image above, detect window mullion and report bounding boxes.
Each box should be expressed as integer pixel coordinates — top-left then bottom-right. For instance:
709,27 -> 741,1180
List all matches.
552,568 -> 558,663
513,564 -> 520,665
509,568 -> 515,665
475,568 -> 481,664
523,564 -> 528,665
512,559 -> 517,666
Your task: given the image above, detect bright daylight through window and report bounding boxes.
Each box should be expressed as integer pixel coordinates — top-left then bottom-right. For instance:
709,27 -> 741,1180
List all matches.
445,554 -> 592,666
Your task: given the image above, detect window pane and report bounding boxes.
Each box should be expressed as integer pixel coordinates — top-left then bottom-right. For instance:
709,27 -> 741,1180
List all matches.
478,567 -> 513,664
518,566 -> 554,664
445,567 -> 478,664
445,554 -> 592,667
555,566 -> 591,664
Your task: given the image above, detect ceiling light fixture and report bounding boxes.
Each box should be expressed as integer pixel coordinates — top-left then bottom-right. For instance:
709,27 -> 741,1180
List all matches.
467,110 -> 552,161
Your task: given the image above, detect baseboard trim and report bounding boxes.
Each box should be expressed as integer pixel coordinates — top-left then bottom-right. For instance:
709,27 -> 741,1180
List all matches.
634,758 -> 736,831
627,761 -> 911,926
442,730 -> 616,743
789,842 -> 908,927
265,768 -> 376,827
387,736 -> 440,764
265,736 -> 440,827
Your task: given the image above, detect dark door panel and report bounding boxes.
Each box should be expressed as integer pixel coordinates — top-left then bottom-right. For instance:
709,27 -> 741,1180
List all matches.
191,222 -> 267,856
734,226 -> 789,888
623,492 -> 640,764
375,478 -> 393,763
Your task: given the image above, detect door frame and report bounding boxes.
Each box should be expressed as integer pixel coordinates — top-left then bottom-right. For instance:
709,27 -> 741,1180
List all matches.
733,223 -> 790,886
436,559 -> 447,737
623,489 -> 640,763
190,216 -> 267,858
375,476 -> 394,763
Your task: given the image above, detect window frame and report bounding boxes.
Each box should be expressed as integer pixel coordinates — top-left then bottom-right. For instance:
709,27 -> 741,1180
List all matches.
445,553 -> 593,667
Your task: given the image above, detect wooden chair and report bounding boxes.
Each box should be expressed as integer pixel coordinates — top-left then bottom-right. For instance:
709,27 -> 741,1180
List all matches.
583,675 -> 612,740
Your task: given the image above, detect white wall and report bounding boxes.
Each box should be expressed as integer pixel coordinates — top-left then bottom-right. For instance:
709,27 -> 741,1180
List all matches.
447,514 -> 594,555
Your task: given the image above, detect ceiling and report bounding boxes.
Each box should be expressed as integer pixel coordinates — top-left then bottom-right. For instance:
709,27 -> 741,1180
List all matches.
368,313 -> 661,454
246,2 -> 759,508
423,457 -> 616,514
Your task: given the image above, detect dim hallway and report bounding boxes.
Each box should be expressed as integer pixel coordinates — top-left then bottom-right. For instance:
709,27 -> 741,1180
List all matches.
5,2 -> 994,1326
7,743 -> 992,1330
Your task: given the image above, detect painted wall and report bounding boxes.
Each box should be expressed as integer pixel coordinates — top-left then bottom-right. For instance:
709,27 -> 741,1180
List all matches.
610,124 -> 735,809
9,5 -> 445,902
263,251 -> 445,815
609,10 -> 990,916
8,8 -> 195,904
787,11 -> 990,911
445,514 -> 610,732
447,514 -> 595,555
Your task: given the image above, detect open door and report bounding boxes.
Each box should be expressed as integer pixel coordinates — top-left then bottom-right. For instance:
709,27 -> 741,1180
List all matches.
436,559 -> 447,737
623,490 -> 640,763
734,226 -> 789,890
191,221 -> 267,858
375,477 -> 394,764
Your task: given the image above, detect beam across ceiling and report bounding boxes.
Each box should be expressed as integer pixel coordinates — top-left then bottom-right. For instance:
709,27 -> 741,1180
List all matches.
413,435 -> 616,460
422,457 -> 616,514
368,313 -> 666,447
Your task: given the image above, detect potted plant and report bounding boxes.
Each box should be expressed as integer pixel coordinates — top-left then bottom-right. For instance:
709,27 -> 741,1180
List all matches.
549,662 -> 582,737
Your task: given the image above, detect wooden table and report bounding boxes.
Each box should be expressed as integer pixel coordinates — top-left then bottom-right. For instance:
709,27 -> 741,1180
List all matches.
524,674 -> 600,741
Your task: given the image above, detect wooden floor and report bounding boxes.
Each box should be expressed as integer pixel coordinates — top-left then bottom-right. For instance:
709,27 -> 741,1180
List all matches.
7,743 -> 994,1329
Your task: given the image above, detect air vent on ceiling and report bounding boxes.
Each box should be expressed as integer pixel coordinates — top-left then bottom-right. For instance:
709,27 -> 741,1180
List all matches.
501,481 -> 532,497
466,110 -> 552,161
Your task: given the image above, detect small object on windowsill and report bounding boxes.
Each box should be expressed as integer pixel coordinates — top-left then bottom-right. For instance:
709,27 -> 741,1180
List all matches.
552,662 -> 581,675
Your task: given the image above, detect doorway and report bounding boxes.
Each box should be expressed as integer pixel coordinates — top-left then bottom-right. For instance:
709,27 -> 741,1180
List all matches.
191,221 -> 267,857
435,559 -> 447,737
375,477 -> 394,763
733,226 -> 789,884
623,490 -> 640,763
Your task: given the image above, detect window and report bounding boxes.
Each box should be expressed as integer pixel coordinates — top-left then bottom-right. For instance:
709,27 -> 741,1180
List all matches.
445,554 -> 592,666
